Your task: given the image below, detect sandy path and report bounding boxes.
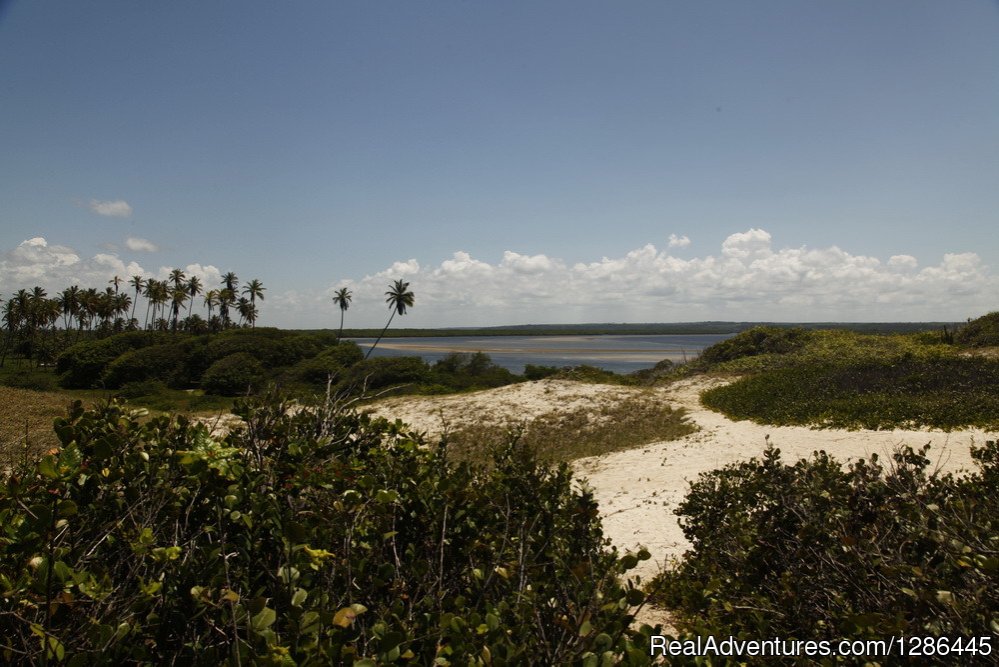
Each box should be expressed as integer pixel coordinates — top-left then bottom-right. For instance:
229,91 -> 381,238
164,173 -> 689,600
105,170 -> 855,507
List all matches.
370,376 -> 991,587
574,376 -> 989,583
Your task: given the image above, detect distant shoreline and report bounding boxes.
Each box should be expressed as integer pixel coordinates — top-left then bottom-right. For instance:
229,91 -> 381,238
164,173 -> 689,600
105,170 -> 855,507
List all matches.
327,321 -> 959,338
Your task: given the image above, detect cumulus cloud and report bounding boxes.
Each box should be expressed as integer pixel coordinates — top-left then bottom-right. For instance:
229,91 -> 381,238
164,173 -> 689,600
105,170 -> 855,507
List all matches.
668,233 -> 691,248
1,237 -> 146,290
330,229 -> 997,327
125,237 -> 159,252
89,199 -> 133,218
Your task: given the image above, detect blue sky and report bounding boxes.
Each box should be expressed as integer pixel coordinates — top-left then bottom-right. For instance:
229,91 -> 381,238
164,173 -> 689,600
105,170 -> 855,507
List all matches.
2,1 -> 998,327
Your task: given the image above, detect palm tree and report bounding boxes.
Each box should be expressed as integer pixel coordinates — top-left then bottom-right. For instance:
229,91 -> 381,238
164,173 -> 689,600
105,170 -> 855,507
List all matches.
242,279 -> 265,328
220,272 -> 238,327
365,279 -> 414,359
186,275 -> 203,318
143,279 -> 161,330
109,275 -> 122,295
332,287 -> 352,341
170,287 -> 188,331
203,289 -> 219,322
128,275 -> 145,324
169,268 -> 186,291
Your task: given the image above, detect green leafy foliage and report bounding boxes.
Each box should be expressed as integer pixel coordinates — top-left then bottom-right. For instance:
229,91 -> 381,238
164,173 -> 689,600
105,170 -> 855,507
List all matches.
56,332 -> 170,388
0,396 -> 661,663
336,356 -> 431,395
430,352 -> 517,391
654,444 -> 999,648
201,352 -> 266,396
102,343 -> 189,388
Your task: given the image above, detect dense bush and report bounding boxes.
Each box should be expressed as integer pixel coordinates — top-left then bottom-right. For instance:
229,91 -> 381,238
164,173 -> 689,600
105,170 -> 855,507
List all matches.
289,355 -> 347,385
317,341 -> 364,368
0,397 -> 660,663
955,311 -> 999,347
56,332 -> 169,388
655,444 -> 999,650
201,352 -> 266,396
102,343 -> 189,388
431,352 -> 518,391
336,356 -> 431,394
523,364 -> 561,381
702,356 -> 999,430
696,326 -> 812,366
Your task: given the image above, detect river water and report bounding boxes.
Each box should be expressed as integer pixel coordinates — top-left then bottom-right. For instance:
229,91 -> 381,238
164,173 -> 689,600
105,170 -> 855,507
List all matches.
350,334 -> 733,374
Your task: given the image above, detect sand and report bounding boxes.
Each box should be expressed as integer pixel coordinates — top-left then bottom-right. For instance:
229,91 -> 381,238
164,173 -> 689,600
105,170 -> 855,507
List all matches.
370,376 -> 990,584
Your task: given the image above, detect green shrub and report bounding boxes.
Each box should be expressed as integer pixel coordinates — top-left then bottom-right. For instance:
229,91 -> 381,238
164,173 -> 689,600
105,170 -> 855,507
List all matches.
336,356 -> 431,395
955,311 -> 999,347
524,364 -> 561,381
102,343 -> 188,388
654,444 -> 999,648
56,332 -> 168,388
0,396 -> 660,663
555,364 -> 632,385
431,352 -> 518,391
317,340 -> 364,368
201,352 -> 266,396
697,326 -> 812,366
289,355 -> 345,385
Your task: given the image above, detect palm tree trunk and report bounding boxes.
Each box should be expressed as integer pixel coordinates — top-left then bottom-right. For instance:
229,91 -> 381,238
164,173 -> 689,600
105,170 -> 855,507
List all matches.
364,310 -> 396,360
338,310 -> 345,343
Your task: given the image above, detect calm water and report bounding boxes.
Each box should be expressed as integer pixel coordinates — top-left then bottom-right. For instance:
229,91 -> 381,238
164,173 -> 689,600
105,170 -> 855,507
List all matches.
350,334 -> 733,374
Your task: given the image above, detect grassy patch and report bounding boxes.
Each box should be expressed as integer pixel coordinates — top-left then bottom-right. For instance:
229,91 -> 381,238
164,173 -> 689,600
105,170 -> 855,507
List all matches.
702,356 -> 999,430
0,386 -> 74,467
441,391 -> 694,465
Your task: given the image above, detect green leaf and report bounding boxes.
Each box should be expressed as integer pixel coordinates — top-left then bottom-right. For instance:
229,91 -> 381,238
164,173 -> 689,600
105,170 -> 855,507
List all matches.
251,607 -> 277,633
38,456 -> 59,480
291,588 -> 308,608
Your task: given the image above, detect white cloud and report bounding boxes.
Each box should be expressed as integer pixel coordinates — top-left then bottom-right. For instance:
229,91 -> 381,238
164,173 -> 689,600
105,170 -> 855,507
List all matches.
668,233 -> 691,248
0,237 -> 147,290
89,199 -> 133,218
2,231 -> 995,328
154,263 -> 224,288
327,229 -> 997,327
888,254 -> 918,270
125,237 -> 159,252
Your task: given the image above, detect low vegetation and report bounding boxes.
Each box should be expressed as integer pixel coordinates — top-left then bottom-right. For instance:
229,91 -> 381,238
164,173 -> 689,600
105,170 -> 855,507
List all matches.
0,395 -> 662,664
691,317 -> 999,430
652,443 -> 999,650
442,391 -> 694,466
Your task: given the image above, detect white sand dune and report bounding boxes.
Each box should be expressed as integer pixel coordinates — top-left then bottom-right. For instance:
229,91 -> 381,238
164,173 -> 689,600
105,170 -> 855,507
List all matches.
370,376 -> 990,585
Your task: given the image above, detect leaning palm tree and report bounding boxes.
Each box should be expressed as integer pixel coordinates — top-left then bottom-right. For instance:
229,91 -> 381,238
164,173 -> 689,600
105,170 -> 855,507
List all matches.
365,279 -> 414,360
332,287 -> 352,341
